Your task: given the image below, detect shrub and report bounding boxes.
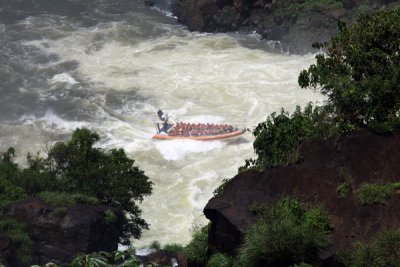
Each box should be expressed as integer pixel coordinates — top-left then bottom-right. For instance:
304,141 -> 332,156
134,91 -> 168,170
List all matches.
249,201 -> 266,215
356,183 -> 393,205
163,243 -> 184,253
38,191 -> 75,205
104,209 -> 117,224
213,178 -> 231,197
236,197 -> 331,267
391,181 -> 400,190
340,229 -> 400,267
72,194 -> 100,205
337,180 -> 352,198
337,168 -> 353,198
71,249 -> 140,267
184,226 -> 209,265
38,191 -> 100,206
373,229 -> 400,267
207,253 -> 233,267
149,240 -> 161,250
240,104 -> 337,171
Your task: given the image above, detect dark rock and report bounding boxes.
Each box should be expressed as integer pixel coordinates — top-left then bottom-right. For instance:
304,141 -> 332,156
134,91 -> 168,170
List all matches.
172,0 -> 400,54
204,129 -> 400,265
8,197 -> 49,220
8,197 -> 123,265
0,234 -> 21,267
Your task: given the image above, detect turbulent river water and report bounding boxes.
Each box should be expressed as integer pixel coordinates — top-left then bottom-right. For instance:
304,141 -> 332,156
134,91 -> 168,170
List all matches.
0,0 -> 325,247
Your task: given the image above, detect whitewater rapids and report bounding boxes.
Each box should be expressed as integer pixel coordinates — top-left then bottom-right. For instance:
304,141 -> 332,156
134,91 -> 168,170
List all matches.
0,0 -> 324,247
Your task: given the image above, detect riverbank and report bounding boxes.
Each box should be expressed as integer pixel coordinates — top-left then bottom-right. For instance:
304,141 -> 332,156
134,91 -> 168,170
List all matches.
172,0 -> 400,54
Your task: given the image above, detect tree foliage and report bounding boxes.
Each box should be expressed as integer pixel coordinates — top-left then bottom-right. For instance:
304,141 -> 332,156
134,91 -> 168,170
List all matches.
240,103 -> 337,171
46,128 -> 153,243
0,128 -> 153,246
236,197 -> 331,267
299,9 -> 400,129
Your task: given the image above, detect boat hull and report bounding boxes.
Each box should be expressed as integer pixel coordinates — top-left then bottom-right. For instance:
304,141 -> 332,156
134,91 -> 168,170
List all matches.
152,129 -> 246,141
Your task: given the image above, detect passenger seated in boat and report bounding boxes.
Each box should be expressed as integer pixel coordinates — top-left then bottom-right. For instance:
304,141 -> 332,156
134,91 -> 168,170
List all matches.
157,109 -> 174,133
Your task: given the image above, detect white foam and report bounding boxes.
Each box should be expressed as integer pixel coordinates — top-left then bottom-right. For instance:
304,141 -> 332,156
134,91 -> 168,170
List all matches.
18,113 -> 37,123
188,170 -> 219,210
8,16 -> 329,248
39,110 -> 88,130
51,73 -> 79,85
154,139 -> 224,161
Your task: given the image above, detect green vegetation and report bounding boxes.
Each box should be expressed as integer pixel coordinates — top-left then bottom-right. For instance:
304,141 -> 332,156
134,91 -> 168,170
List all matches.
0,149 -> 33,265
239,9 -> 400,174
70,249 -> 140,267
207,9 -> 400,267
213,178 -> 231,197
3,6 -> 400,267
236,197 -> 331,267
30,249 -> 141,267
356,182 -> 393,205
38,191 -> 100,206
46,128 -> 153,243
149,240 -> 161,250
206,7 -> 400,267
337,168 -> 353,198
337,179 -> 352,198
240,104 -> 337,171
299,9 -> 400,131
339,229 -> 400,267
184,226 -> 209,265
206,253 -> 233,267
104,209 -> 118,224
163,243 -> 184,253
392,181 -> 400,189
0,128 -> 153,265
0,219 -> 33,265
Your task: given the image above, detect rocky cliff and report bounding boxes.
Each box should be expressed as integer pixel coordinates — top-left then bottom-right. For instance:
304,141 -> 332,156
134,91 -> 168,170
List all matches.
204,128 -> 400,265
6,197 -> 124,265
173,0 -> 400,54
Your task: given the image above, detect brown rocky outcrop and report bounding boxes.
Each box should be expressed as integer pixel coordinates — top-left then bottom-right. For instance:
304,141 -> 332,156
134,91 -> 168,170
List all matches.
204,129 -> 400,265
172,0 -> 400,54
7,197 -> 123,265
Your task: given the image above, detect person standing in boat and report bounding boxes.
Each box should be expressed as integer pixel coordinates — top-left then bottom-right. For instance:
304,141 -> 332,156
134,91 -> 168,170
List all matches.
157,109 -> 174,133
